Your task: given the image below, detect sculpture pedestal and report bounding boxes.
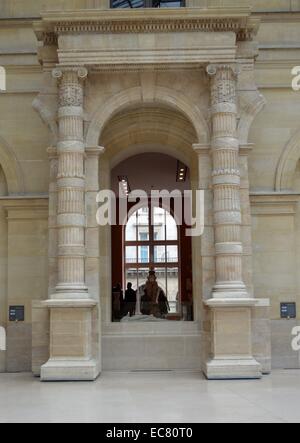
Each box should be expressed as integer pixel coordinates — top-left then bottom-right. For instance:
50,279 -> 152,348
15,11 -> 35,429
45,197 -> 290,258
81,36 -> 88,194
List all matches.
204,298 -> 262,380
205,358 -> 262,380
41,299 -> 100,381
121,314 -> 168,323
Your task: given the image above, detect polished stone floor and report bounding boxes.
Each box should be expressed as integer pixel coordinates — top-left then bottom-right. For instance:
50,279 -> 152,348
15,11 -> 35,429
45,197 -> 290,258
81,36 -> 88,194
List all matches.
0,370 -> 299,423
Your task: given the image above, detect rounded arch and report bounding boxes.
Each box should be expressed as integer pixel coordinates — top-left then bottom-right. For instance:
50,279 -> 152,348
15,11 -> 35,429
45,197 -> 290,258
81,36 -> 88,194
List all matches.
0,165 -> 8,196
0,136 -> 24,194
124,194 -> 184,228
111,143 -> 191,171
99,104 -> 199,174
275,128 -> 300,191
238,91 -> 266,144
86,86 -> 209,147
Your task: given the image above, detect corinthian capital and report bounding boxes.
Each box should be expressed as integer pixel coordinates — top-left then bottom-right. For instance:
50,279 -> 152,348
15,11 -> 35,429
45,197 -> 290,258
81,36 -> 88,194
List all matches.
207,64 -> 240,110
206,64 -> 240,79
52,66 -> 88,81
52,67 -> 88,108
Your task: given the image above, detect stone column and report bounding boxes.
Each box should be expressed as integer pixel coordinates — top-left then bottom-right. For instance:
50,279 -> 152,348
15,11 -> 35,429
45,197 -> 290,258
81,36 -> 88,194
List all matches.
41,67 -> 100,381
54,67 -> 88,300
204,64 -> 261,380
47,147 -> 58,298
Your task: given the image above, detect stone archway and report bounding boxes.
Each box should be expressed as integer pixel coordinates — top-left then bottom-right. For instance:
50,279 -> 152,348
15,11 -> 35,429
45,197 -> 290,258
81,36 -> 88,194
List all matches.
275,128 -> 300,191
0,136 -> 24,195
96,102 -> 203,371
86,86 -> 210,148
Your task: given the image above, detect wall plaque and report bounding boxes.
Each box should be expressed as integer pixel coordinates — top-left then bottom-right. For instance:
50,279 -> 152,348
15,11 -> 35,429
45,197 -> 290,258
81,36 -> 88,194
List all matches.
280,302 -> 296,319
9,306 -> 25,322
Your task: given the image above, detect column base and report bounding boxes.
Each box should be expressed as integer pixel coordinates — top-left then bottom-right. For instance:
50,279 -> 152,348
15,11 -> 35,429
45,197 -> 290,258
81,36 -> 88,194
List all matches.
40,298 -> 100,382
204,298 -> 262,380
212,282 -> 249,299
41,359 -> 100,382
204,358 -> 262,380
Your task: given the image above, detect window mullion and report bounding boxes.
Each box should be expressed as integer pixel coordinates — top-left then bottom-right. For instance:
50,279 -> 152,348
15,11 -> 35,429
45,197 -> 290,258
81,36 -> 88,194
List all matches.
149,203 -> 154,266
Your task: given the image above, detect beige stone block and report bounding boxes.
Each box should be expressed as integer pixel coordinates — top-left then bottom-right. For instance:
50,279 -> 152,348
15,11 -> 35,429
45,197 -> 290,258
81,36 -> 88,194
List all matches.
201,256 -> 216,300
86,228 -> 100,258
271,319 -> 300,369
252,300 -> 271,374
102,334 -> 202,371
242,255 -> 254,294
32,301 -> 50,376
7,323 -> 32,372
200,226 -> 215,256
213,308 -> 252,357
0,352 -> 6,373
85,257 -> 100,301
48,306 -> 93,358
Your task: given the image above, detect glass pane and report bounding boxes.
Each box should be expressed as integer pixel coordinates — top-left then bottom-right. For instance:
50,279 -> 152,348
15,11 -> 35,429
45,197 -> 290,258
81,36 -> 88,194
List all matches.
166,245 -> 178,263
137,268 -> 149,288
125,213 -> 137,241
125,246 -> 137,264
154,245 -> 166,263
138,229 -> 149,242
137,208 -> 149,241
111,0 -> 184,8
126,268 -> 138,291
112,0 -> 144,8
137,207 -> 149,223
153,207 -> 166,241
158,1 -> 183,7
167,267 -> 179,313
138,246 -> 149,263
155,268 -> 167,296
166,211 -> 178,240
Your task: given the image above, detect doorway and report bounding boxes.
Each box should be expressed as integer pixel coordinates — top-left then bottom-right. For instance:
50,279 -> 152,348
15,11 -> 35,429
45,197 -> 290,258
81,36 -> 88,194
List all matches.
110,153 -> 194,323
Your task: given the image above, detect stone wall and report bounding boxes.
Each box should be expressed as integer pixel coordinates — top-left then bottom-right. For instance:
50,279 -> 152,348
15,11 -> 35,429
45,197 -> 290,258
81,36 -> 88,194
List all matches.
0,2 -> 300,373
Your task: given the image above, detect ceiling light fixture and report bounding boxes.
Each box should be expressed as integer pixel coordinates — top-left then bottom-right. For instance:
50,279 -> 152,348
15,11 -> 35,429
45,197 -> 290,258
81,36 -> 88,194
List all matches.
118,176 -> 131,196
176,161 -> 188,183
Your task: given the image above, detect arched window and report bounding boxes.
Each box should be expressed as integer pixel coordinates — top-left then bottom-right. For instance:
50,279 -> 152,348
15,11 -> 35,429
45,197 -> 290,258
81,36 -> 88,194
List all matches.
0,166 -> 7,197
124,205 -> 180,313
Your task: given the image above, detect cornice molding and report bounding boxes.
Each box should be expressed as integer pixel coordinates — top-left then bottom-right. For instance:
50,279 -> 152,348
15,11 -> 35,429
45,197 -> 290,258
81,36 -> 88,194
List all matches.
0,18 -> 38,27
2,198 -> 49,221
34,8 -> 259,45
253,12 -> 300,23
53,18 -> 244,36
250,193 -> 300,216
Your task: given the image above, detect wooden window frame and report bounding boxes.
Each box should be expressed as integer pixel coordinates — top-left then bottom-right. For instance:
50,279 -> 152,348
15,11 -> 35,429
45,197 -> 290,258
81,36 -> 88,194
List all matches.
124,204 -> 181,310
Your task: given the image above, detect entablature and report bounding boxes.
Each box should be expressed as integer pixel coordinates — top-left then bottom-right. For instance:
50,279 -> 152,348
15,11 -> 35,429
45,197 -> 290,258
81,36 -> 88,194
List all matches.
34,7 -> 260,70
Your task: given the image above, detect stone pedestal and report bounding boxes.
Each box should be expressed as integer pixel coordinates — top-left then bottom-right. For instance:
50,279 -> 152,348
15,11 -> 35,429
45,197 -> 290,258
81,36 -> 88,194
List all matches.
204,299 -> 261,379
41,300 -> 99,381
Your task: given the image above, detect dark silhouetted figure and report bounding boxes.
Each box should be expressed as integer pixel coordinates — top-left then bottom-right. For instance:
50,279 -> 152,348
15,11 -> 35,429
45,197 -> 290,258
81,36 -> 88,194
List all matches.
124,283 -> 137,317
112,283 -> 123,321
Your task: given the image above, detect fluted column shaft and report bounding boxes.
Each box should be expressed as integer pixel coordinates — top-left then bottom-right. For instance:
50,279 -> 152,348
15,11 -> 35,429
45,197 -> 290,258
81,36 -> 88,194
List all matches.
52,67 -> 89,299
47,147 -> 58,297
207,64 -> 247,298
